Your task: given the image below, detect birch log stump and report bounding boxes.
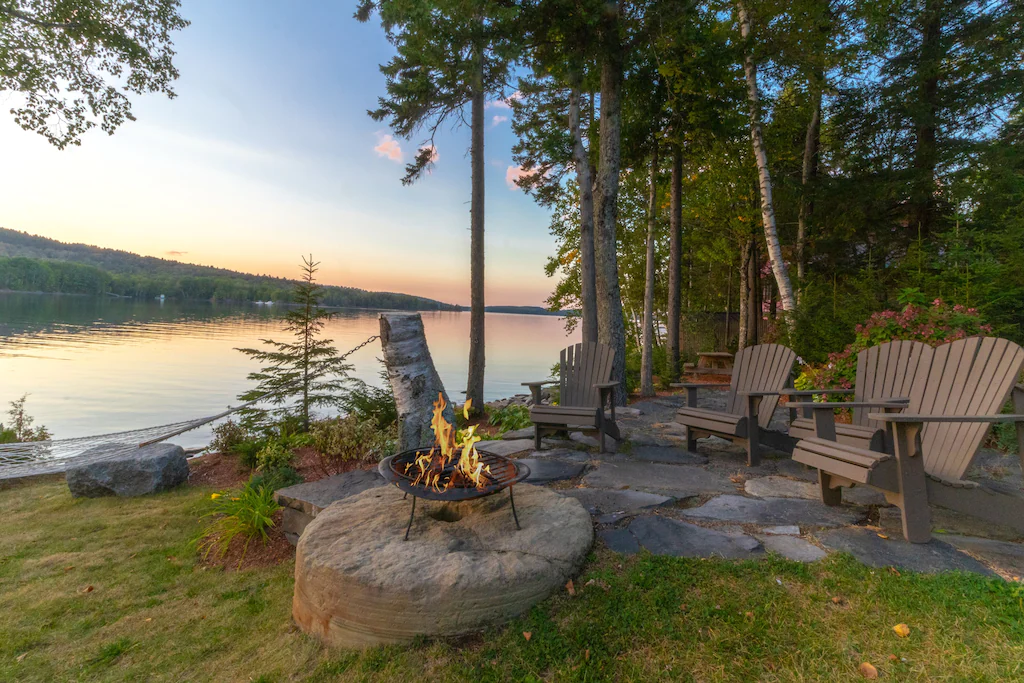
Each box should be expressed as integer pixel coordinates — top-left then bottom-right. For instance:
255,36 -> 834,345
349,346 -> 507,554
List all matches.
379,313 -> 454,451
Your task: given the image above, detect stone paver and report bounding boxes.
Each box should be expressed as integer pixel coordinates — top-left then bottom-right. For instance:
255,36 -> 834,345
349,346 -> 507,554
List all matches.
583,461 -> 734,497
775,458 -> 818,482
599,528 -> 640,554
522,447 -> 591,463
628,446 -> 708,466
628,516 -> 764,559
275,469 -> 385,517
560,487 -> 673,515
570,431 -> 619,451
682,495 -> 866,528
625,432 -> 676,448
744,475 -> 887,506
943,534 -> 1024,578
817,527 -> 995,575
476,439 -> 535,457
517,458 -> 587,484
501,427 -> 535,440
762,525 -> 801,535
757,534 -> 827,562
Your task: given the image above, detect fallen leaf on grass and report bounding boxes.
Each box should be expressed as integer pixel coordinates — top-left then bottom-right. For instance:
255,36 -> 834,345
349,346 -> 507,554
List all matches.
877,533 -> 889,540
888,654 -> 898,661
63,566 -> 74,572
584,649 -> 590,661
679,604 -> 687,612
832,596 -> 844,605
566,579 -> 576,596
893,623 -> 910,638
887,567 -> 901,576
858,662 -> 879,679
729,473 -> 746,484
523,631 -> 532,641
145,618 -> 152,623
744,611 -> 754,621
79,585 -> 94,594
16,653 -> 27,663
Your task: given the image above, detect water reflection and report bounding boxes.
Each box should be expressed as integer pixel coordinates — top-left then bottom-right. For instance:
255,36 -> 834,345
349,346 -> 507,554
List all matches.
0,294 -> 577,446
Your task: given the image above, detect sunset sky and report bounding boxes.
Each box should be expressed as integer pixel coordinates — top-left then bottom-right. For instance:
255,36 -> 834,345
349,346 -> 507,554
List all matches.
0,0 -> 556,307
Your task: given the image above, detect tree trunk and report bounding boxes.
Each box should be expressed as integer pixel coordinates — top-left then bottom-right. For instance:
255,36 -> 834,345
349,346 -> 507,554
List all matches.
737,1 -> 797,316
738,238 -> 760,349
595,2 -> 627,406
641,139 -> 659,397
667,145 -> 682,381
796,81 -> 821,298
466,53 -> 485,413
912,0 -> 941,236
569,84 -> 598,343
379,313 -> 454,451
725,265 -> 733,345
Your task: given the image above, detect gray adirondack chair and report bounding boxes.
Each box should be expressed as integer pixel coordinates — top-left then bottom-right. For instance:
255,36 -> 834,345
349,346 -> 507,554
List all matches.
793,336 -> 1024,542
672,343 -> 797,466
787,340 -> 934,452
524,342 -> 620,453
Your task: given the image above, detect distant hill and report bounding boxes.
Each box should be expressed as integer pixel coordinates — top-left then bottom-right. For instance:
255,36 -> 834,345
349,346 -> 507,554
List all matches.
484,305 -> 568,316
0,228 -> 455,310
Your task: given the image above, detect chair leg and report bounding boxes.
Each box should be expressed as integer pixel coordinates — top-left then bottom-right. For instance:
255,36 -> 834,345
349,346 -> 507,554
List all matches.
686,427 -> 698,453
745,435 -> 760,467
819,471 -> 842,506
534,424 -> 542,451
599,429 -> 606,453
892,422 -> 931,544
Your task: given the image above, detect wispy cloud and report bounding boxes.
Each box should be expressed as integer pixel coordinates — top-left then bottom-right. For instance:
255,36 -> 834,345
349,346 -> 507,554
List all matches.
374,133 -> 402,161
491,115 -> 509,127
486,91 -> 523,110
166,250 -> 188,256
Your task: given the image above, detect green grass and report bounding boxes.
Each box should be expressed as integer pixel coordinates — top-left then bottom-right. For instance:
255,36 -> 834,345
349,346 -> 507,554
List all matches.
2,478 -> 1023,682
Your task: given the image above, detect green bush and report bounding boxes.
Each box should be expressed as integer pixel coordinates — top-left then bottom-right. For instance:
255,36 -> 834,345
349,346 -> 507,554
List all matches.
255,439 -> 293,472
0,394 -> 51,443
488,404 -> 531,434
197,479 -> 281,566
235,437 -> 267,469
311,416 -> 392,475
341,373 -> 398,434
249,466 -> 302,491
210,419 -> 249,454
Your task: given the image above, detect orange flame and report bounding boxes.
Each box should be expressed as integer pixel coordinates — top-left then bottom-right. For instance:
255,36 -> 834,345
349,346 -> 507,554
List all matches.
404,393 -> 493,490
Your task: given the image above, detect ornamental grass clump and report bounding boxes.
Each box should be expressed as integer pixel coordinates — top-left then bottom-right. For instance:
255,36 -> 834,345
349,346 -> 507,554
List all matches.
796,299 -> 991,392
197,479 -> 281,567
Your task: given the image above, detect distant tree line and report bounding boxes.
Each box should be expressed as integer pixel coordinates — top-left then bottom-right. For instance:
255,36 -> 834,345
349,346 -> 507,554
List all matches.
0,255 -> 456,311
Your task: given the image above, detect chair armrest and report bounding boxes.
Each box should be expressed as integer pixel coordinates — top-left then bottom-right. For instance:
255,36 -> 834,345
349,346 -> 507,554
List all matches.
788,400 -> 908,409
670,383 -> 729,389
779,389 -> 854,397
593,382 -> 619,389
740,390 -> 785,397
867,413 -> 1024,423
521,380 -> 557,387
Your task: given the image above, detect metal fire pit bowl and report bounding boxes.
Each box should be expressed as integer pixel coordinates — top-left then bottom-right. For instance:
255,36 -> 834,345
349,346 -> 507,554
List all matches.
378,449 -> 531,540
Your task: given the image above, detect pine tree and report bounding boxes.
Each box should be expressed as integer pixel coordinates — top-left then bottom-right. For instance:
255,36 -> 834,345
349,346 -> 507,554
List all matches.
236,256 -> 350,431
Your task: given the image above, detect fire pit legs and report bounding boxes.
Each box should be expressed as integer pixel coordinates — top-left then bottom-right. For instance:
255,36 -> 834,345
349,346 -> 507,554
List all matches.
509,486 -> 521,530
403,495 -> 417,541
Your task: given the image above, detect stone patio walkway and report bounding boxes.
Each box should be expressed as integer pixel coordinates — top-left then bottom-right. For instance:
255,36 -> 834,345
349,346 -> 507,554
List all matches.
282,393 -> 1024,580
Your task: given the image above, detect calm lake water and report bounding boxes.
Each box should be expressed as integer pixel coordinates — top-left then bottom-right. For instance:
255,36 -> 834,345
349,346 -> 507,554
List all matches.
0,293 -> 578,448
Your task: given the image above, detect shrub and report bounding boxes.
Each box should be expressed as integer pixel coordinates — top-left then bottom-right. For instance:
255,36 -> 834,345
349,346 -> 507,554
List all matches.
249,466 -> 302,491
235,437 -> 267,469
311,416 -> 392,475
0,394 -> 50,443
795,299 -> 991,391
341,373 -> 398,434
210,419 -> 248,454
255,439 -> 293,472
488,404 -> 531,434
197,479 -> 281,566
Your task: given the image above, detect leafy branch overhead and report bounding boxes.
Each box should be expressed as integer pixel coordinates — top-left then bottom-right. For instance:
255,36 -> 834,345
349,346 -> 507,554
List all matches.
0,0 -> 189,148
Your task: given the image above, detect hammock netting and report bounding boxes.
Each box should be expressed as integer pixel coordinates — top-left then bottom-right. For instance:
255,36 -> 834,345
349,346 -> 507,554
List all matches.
0,418 -> 208,480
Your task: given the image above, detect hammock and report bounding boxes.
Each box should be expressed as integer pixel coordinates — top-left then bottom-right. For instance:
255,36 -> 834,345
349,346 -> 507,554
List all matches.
0,334 -> 381,480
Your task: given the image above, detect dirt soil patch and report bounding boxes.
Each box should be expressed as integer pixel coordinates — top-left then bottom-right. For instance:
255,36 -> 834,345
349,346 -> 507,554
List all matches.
198,510 -> 295,572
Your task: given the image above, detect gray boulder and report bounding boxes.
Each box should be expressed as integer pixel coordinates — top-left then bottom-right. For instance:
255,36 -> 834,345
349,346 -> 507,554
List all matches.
66,443 -> 189,498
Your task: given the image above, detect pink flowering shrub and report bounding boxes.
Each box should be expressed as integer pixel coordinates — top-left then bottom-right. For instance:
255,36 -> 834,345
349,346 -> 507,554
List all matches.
795,300 -> 992,391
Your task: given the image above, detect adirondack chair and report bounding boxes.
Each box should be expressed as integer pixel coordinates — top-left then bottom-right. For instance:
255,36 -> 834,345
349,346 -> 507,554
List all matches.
786,340 -> 934,452
672,343 -> 797,466
792,336 -> 1024,542
524,342 -> 621,453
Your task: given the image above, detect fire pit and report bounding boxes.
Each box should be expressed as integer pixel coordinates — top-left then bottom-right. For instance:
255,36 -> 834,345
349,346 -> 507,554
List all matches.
377,394 -> 531,539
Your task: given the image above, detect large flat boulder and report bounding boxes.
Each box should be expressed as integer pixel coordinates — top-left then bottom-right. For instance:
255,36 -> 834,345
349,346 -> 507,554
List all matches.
517,458 -> 586,484
561,487 -> 673,515
274,469 -> 387,544
293,484 -> 592,648
627,516 -> 764,559
476,439 -> 536,457
66,443 -> 188,498
583,460 -> 734,497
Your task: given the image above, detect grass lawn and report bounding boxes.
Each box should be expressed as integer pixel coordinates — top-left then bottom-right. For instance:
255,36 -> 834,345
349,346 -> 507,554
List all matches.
2,478 -> 1023,682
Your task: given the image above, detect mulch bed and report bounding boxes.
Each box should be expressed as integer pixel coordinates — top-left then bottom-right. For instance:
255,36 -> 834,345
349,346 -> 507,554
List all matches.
197,510 -> 295,572
187,448 -> 376,491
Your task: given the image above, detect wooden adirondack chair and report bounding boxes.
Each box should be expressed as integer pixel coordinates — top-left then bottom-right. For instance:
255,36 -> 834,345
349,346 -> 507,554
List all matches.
786,340 -> 934,452
524,342 -> 621,453
672,343 -> 797,466
792,337 -> 1024,542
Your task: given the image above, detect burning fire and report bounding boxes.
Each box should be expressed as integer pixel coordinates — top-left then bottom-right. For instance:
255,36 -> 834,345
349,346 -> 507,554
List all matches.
403,393 -> 494,491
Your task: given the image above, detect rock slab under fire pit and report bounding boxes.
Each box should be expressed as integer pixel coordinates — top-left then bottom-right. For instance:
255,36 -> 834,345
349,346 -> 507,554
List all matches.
293,484 -> 593,648
66,443 -> 188,498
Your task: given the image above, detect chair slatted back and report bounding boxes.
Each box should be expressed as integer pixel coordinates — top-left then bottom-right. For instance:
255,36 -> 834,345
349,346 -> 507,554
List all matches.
908,337 -> 1024,481
725,344 -> 797,426
559,342 -> 615,408
852,341 -> 934,427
